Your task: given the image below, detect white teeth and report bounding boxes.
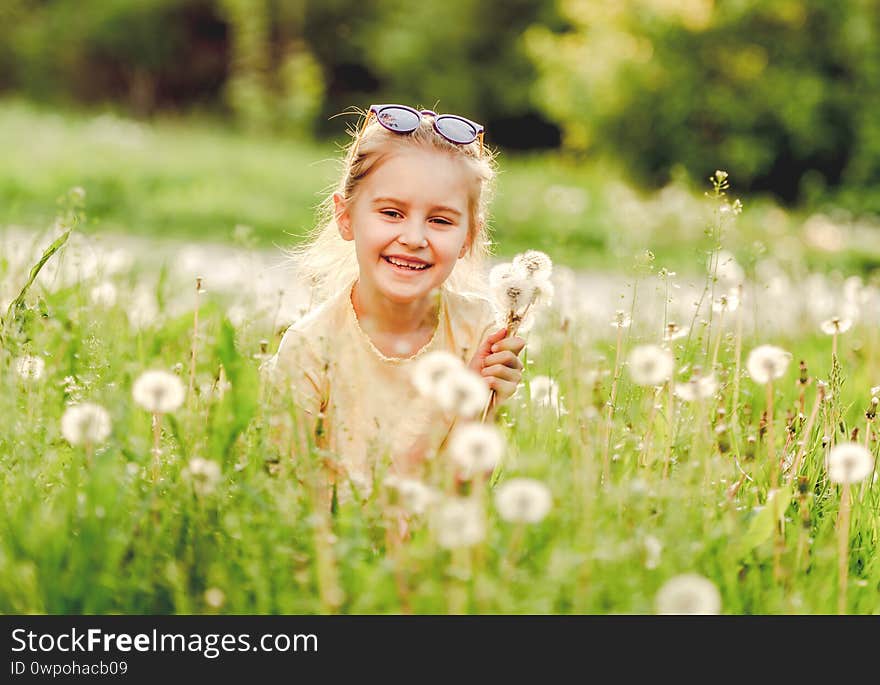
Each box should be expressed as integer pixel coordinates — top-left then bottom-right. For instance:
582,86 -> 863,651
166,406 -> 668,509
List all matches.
386,257 -> 429,270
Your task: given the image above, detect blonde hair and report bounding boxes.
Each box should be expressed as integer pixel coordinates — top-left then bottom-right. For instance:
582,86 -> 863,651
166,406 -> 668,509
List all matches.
287,107 -> 498,304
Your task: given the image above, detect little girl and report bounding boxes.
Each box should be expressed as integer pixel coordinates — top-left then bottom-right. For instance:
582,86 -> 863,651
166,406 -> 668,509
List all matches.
263,104 -> 525,499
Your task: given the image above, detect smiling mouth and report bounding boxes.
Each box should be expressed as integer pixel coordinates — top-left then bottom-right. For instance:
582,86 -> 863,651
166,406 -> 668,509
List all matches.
382,256 -> 433,272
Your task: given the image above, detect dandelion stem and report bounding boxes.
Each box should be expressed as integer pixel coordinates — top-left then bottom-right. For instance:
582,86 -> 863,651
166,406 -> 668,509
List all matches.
640,387 -> 661,468
663,379 -> 674,480
150,412 -> 161,482
837,481 -> 851,614
731,284 -> 744,432
710,309 -> 725,371
602,324 -> 624,484
787,387 -> 822,485
481,303 -> 533,424
188,277 -> 202,402
766,380 -> 777,487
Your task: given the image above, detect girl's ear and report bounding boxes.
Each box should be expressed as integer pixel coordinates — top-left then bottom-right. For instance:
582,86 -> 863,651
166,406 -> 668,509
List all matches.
333,192 -> 354,241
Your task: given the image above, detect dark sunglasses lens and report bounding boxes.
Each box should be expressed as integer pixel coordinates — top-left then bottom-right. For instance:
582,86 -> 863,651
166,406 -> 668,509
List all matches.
376,106 -> 420,132
435,116 -> 477,143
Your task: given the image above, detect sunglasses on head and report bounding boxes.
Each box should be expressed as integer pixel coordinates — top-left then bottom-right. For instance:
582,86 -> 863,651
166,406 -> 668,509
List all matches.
355,104 -> 485,156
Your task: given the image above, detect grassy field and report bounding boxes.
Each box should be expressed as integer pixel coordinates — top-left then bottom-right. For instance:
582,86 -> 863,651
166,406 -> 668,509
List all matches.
1,180 -> 880,614
2,103 -> 880,614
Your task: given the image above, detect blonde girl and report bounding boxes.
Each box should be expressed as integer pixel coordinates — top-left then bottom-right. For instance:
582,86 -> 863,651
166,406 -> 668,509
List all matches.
264,104 -> 525,499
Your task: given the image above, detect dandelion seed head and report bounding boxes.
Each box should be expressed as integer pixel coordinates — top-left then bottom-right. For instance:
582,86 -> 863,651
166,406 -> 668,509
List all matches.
512,250 -> 553,282
61,402 -> 112,447
643,535 -> 663,570
14,355 -> 45,381
501,281 -> 536,315
435,367 -> 491,418
712,290 -> 740,313
431,498 -> 486,548
529,375 -> 561,413
611,310 -> 632,329
820,316 -> 853,335
664,322 -> 688,341
713,251 -> 744,287
384,477 -> 438,515
186,457 -> 222,495
494,478 -> 552,523
132,370 -> 186,414
674,373 -> 717,402
627,345 -> 674,386
204,587 -> 225,609
746,345 -> 791,384
448,423 -> 505,479
655,574 -> 721,615
89,281 -> 118,308
410,350 -> 464,400
827,442 -> 874,484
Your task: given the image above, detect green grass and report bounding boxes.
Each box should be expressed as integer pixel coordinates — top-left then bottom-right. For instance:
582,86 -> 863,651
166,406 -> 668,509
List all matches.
1,197 -> 879,614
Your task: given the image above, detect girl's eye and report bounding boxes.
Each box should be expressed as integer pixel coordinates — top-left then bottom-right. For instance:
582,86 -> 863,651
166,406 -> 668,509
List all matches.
381,209 -> 403,219
431,217 -> 453,225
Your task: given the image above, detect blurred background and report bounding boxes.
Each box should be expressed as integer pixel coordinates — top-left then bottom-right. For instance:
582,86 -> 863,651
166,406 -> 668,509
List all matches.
3,0 -> 880,273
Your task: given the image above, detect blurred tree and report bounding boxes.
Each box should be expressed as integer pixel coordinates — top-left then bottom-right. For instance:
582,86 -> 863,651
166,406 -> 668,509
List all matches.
2,0 -> 228,114
526,0 -> 880,204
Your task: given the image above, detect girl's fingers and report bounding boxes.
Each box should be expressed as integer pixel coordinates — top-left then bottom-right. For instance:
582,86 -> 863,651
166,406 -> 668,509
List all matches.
481,364 -> 522,383
483,350 -> 524,370
487,377 -> 518,400
490,336 -> 526,355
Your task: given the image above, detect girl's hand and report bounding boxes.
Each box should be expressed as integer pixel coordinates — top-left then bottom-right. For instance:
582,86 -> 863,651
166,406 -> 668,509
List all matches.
468,327 -> 526,403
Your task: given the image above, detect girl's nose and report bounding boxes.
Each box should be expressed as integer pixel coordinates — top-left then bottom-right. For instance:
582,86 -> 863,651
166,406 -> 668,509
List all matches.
398,220 -> 428,248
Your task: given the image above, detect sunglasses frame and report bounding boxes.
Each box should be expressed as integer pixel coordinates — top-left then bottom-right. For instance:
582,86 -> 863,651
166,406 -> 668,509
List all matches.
352,104 -> 485,158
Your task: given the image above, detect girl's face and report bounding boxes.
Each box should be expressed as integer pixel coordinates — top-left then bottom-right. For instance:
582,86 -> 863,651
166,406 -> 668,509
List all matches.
334,147 -> 475,306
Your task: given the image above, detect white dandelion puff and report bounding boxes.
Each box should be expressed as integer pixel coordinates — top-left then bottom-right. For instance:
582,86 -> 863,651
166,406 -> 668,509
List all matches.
132,370 -> 186,413
827,442 -> 874,485
674,373 -> 717,402
530,277 -> 555,308
655,574 -> 722,615
512,250 -> 553,282
89,281 -> 118,308
494,478 -> 552,523
747,345 -> 791,384
436,367 -> 491,418
663,322 -> 689,341
204,587 -> 225,609
14,355 -> 45,381
611,310 -> 632,329
186,457 -> 222,495
643,535 -> 663,570
529,375 -> 561,413
384,477 -> 438,515
712,290 -> 740,313
448,423 -> 505,478
713,250 -> 744,287
60,402 -> 112,446
820,316 -> 853,335
627,345 -> 674,386
431,497 -> 486,548
499,280 -> 536,316
410,351 -> 464,399
127,285 -> 160,330
488,262 -> 518,290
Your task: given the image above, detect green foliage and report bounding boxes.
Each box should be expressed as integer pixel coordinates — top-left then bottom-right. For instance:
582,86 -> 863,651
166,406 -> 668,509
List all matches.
526,0 -> 880,205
